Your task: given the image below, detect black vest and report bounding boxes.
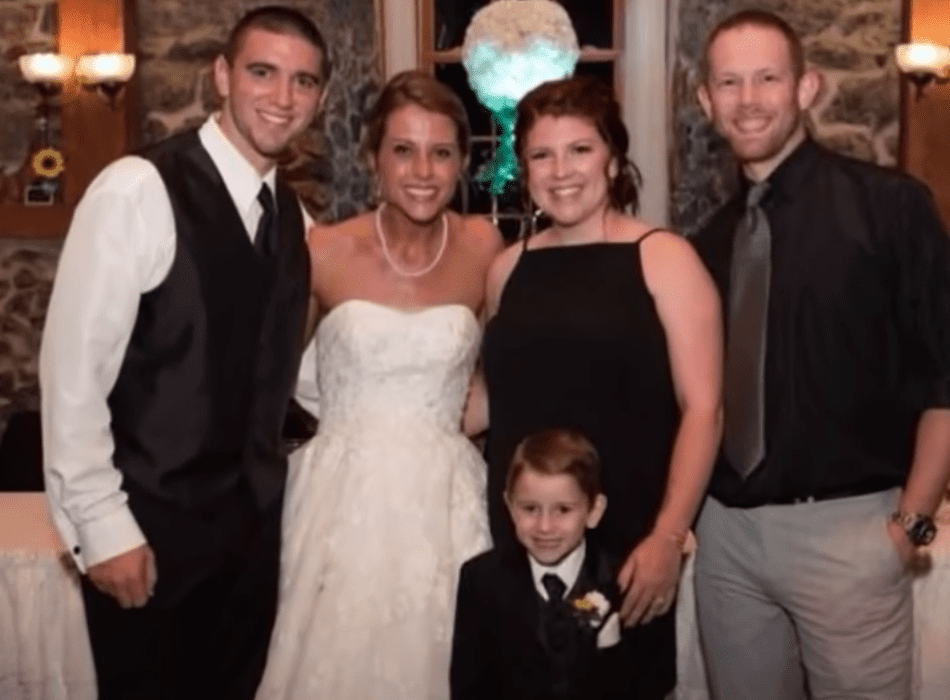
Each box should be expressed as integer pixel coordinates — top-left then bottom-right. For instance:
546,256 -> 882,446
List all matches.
107,130 -> 309,514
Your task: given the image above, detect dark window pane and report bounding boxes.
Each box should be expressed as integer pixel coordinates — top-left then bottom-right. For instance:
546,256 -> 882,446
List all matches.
559,0 -> 613,49
574,61 -> 615,88
434,0 -> 614,50
451,138 -> 496,215
497,216 -> 524,242
435,63 -> 494,137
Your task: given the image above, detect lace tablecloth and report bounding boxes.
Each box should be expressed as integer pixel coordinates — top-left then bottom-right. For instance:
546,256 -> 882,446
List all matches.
0,551 -> 96,700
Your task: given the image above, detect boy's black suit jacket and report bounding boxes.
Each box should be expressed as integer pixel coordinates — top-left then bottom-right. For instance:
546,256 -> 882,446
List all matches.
450,538 -> 639,700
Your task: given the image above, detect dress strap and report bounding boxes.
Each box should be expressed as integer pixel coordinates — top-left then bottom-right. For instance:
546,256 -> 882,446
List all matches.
636,227 -> 667,245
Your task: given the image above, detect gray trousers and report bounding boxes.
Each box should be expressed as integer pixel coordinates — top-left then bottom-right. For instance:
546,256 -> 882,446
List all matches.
694,489 -> 913,700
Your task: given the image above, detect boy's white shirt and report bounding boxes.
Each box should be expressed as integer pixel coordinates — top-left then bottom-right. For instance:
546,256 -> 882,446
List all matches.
527,539 -> 621,649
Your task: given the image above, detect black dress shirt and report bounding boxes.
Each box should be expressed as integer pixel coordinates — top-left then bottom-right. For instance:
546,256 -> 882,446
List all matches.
694,139 -> 950,508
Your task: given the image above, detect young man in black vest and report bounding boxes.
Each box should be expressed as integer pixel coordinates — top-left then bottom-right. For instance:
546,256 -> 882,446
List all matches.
39,6 -> 329,699
692,10 -> 950,700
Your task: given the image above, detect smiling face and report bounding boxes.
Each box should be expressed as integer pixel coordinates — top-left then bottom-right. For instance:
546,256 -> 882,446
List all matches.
506,468 -> 606,566
213,27 -> 326,174
371,103 -> 464,226
697,23 -> 819,182
522,115 -> 617,237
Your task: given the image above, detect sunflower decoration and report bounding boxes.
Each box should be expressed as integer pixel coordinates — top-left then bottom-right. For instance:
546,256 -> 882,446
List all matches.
32,147 -> 66,179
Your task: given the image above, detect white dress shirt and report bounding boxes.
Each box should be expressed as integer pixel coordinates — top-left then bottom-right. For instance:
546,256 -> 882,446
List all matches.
529,539 -> 587,601
40,115 -> 310,572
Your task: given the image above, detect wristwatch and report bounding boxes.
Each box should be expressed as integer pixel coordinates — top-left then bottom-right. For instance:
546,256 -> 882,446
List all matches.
890,511 -> 938,547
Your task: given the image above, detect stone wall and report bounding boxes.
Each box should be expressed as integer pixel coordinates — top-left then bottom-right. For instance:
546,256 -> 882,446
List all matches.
670,0 -> 903,236
0,238 -> 58,436
0,0 -> 381,438
136,0 -> 382,222
0,0 -> 57,201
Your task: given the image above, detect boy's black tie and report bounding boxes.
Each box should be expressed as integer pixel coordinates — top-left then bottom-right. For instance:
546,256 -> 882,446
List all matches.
542,573 -> 567,602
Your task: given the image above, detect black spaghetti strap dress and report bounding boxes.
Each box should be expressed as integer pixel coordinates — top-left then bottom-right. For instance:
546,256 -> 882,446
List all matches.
482,232 -> 679,697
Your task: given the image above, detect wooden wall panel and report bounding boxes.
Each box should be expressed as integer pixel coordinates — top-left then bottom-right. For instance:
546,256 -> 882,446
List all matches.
58,0 -> 138,205
901,0 -> 950,228
3,0 -> 136,236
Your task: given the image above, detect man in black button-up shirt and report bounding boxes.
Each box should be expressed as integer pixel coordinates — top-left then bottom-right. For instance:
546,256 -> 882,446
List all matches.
691,10 -> 950,700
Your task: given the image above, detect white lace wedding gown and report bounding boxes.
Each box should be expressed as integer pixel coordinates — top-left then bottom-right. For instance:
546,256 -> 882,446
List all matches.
256,299 -> 492,700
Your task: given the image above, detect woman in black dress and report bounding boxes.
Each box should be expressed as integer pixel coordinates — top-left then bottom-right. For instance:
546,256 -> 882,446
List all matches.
465,75 -> 723,698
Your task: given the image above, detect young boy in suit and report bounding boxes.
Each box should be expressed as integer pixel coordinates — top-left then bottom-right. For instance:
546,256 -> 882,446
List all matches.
451,428 -> 632,700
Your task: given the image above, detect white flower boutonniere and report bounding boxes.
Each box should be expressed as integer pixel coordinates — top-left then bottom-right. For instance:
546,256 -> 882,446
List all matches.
569,590 -> 621,648
570,590 -> 610,626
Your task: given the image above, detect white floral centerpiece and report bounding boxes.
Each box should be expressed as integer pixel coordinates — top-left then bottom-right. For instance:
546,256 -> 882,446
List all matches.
462,0 -> 579,194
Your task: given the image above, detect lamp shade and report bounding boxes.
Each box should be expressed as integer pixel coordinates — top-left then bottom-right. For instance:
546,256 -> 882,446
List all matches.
895,42 -> 950,77
76,53 -> 136,84
18,53 -> 74,83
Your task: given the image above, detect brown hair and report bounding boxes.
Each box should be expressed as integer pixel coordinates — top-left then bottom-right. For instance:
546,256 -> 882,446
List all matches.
224,5 -> 331,83
701,10 -> 805,84
514,74 -> 641,214
363,70 -> 471,162
506,429 -> 602,506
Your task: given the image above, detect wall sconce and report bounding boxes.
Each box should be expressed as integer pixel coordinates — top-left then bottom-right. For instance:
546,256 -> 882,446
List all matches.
895,41 -> 950,100
17,53 -> 74,205
76,53 -> 136,109
18,53 -> 74,96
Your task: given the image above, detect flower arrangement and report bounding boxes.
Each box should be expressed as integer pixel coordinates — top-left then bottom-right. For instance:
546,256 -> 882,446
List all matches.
462,0 -> 579,195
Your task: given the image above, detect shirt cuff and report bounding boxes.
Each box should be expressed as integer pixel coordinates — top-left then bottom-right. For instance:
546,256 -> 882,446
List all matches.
75,504 -> 147,568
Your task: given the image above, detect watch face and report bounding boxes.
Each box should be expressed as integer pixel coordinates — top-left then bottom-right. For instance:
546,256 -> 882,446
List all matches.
909,518 -> 937,547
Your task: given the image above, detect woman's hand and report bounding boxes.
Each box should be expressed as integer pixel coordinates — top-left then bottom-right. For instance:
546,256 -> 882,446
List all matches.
616,529 -> 684,627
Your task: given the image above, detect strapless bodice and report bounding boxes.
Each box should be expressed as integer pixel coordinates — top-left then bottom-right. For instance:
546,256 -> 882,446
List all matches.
312,299 -> 480,432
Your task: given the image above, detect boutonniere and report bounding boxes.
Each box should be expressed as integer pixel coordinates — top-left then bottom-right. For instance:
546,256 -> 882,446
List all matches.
569,590 -> 621,649
569,590 -> 611,628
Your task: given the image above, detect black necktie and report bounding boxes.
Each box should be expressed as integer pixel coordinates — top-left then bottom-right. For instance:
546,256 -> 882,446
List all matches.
724,181 -> 771,478
542,573 -> 567,602
255,183 -> 277,256
540,572 -> 574,693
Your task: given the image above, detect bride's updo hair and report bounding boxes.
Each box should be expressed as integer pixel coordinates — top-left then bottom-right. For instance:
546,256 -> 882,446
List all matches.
363,70 -> 471,162
514,74 -> 642,214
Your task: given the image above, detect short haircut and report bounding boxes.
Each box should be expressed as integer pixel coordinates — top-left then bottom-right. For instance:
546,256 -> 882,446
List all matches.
506,428 -> 602,505
514,74 -> 642,214
224,5 -> 331,82
701,9 -> 805,84
363,70 -> 471,162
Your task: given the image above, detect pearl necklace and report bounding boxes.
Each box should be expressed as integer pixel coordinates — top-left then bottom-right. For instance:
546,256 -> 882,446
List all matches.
375,203 -> 449,278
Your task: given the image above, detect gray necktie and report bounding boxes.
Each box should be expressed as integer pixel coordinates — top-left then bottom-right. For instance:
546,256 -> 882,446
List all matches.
723,181 -> 770,478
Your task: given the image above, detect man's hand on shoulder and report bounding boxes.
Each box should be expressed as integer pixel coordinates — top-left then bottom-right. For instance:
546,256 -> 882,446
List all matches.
87,543 -> 157,609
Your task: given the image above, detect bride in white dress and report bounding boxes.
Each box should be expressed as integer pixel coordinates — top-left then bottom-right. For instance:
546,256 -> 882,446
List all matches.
255,71 -> 503,700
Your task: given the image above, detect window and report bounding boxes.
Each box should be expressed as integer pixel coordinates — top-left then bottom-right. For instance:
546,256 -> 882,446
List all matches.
418,0 -> 624,240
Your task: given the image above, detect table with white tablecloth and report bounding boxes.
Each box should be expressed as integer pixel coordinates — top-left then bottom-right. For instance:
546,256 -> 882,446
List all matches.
0,493 -> 96,700
2,492 -> 949,700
